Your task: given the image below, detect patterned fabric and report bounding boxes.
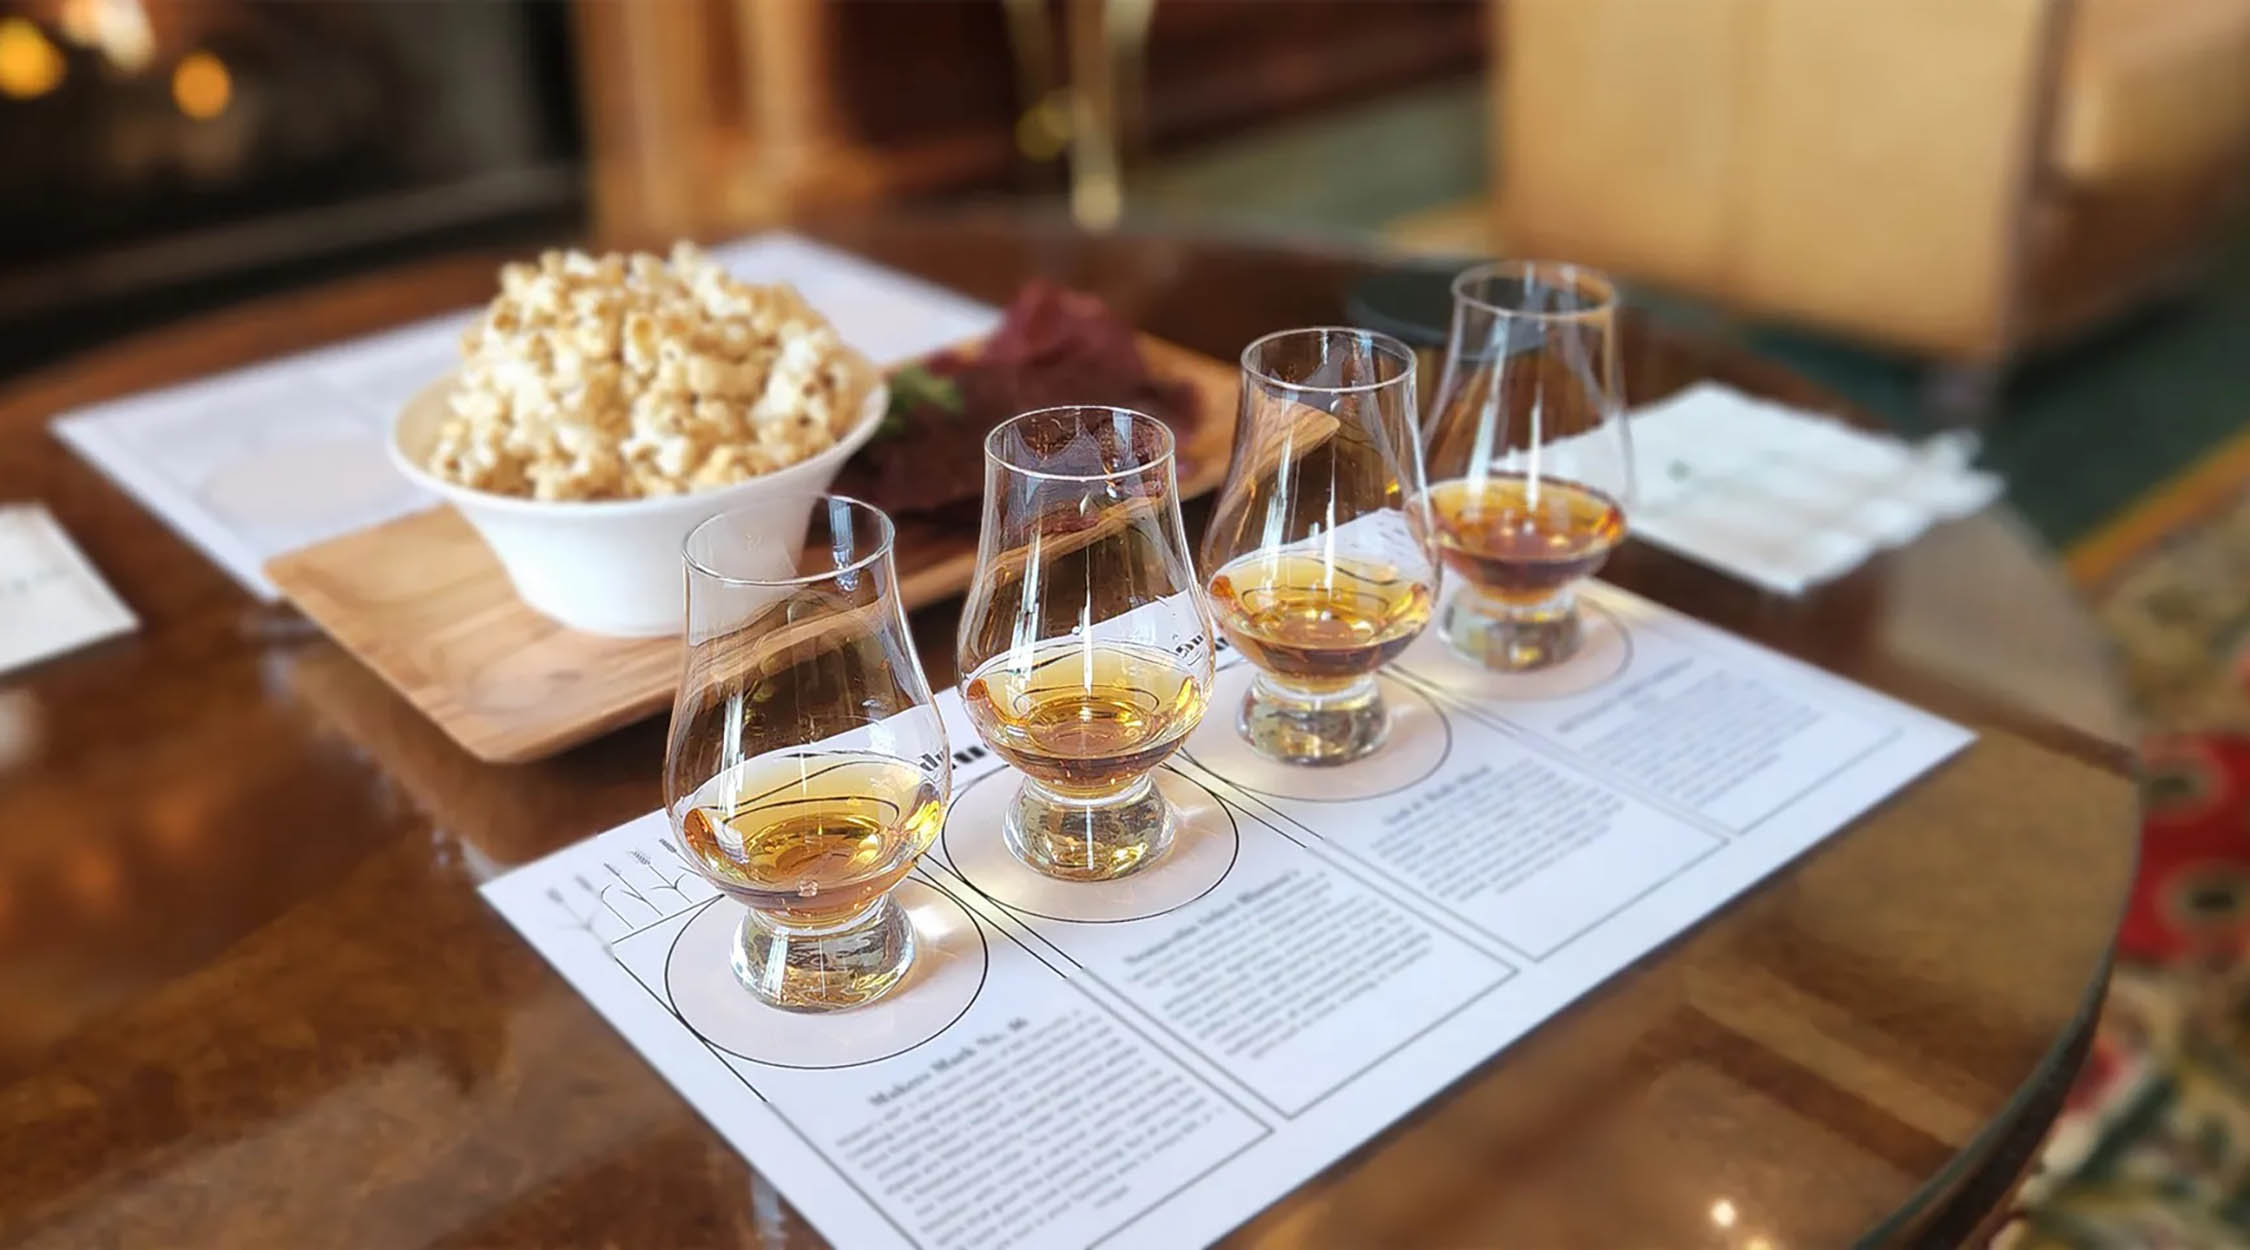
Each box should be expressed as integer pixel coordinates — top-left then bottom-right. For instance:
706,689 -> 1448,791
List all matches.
2092,497 -> 2250,734
1993,489 -> 2250,1248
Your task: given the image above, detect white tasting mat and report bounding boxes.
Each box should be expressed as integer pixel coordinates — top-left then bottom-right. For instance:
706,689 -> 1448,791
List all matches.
51,233 -> 1001,599
1629,382 -> 2003,595
482,582 -> 1974,1250
0,502 -> 136,674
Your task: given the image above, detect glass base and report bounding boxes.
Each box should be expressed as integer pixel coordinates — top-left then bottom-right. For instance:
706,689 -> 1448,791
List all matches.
1004,774 -> 1175,881
1238,671 -> 1388,766
1443,588 -> 1584,672
731,895 -> 914,1012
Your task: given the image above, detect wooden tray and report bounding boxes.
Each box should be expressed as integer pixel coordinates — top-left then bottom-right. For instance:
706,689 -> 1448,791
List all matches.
267,335 -> 1240,764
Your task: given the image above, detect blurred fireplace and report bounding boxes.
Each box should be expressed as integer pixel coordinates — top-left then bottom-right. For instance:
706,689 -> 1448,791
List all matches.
0,0 -> 1487,377
0,0 -> 583,376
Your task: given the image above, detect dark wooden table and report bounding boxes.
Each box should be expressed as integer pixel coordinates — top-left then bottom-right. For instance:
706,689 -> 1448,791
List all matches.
0,210 -> 2136,1249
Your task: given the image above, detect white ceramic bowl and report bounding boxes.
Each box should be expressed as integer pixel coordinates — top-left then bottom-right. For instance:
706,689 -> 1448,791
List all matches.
389,376 -> 887,637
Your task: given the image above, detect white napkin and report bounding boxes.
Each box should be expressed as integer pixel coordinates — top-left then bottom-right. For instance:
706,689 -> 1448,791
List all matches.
1627,382 -> 2001,595
0,503 -> 137,674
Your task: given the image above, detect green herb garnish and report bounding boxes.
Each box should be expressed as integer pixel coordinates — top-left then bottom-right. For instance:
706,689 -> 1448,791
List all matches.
879,364 -> 965,438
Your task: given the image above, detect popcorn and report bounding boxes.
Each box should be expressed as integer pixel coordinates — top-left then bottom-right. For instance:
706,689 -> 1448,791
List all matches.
426,242 -> 876,500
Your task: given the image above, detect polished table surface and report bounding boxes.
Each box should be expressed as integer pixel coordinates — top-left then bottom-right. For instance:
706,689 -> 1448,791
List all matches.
0,211 -> 2136,1249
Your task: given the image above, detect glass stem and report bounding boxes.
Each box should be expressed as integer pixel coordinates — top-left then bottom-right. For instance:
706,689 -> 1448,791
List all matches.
732,894 -> 915,1011
1444,583 -> 1585,671
1005,774 -> 1174,882
1239,670 -> 1388,766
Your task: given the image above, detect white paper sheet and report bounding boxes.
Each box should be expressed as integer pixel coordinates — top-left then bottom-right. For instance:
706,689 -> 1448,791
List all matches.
480,580 -> 1971,1250
51,233 -> 1001,599
0,503 -> 137,674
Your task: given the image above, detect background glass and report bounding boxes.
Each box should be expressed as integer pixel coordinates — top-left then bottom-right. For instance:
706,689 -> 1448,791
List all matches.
957,406 -> 1216,881
1422,261 -> 1634,670
662,497 -> 950,1011
1201,326 -> 1437,764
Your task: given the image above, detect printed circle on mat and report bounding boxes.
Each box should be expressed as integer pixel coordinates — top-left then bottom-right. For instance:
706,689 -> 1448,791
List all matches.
1181,665 -> 1450,802
664,877 -> 986,1069
941,768 -> 1238,923
1396,596 -> 1632,701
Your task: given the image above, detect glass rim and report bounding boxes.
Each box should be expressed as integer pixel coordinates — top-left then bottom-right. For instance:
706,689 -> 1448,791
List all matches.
1239,325 -> 1419,395
983,405 -> 1177,483
679,493 -> 895,587
1450,260 -> 1618,322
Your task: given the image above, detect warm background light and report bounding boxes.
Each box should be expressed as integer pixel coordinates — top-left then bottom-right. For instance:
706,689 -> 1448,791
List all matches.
57,0 -> 152,72
0,17 -> 65,100
170,48 -> 228,120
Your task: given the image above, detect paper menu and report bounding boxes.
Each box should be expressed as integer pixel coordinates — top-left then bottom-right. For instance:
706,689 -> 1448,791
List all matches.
53,312 -> 470,601
705,234 -> 1003,364
480,579 -> 1971,1250
51,233 -> 1002,599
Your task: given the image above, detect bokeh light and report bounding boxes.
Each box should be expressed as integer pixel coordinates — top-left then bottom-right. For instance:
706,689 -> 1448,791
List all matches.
0,18 -> 66,100
171,49 -> 231,121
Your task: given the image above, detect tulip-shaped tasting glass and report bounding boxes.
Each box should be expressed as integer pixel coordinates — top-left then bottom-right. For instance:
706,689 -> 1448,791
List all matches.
1200,326 -> 1438,765
957,406 -> 1216,881
662,497 -> 951,1011
1421,261 -> 1634,671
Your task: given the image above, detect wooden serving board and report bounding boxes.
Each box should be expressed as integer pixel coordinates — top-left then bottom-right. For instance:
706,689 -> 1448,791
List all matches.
266,334 -> 1240,764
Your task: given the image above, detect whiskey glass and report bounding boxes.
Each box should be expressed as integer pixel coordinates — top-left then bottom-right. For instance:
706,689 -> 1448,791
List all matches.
1422,261 -> 1634,671
958,406 -> 1216,881
1201,327 -> 1438,765
662,497 -> 951,1011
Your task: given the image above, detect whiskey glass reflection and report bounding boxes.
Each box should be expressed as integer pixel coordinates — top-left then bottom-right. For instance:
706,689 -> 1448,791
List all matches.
1202,327 -> 1437,765
958,406 -> 1216,881
1422,261 -> 1633,671
662,497 -> 951,1011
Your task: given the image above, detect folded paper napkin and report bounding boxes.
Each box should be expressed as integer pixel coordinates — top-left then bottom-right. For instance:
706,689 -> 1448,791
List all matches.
1624,382 -> 2001,595
0,503 -> 136,674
